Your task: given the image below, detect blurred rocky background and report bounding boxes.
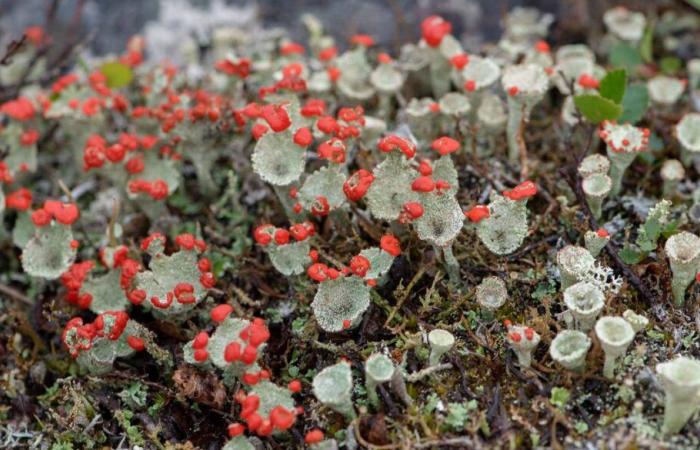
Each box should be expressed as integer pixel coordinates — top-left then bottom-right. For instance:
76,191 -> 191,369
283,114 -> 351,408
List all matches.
1,0 -> 672,63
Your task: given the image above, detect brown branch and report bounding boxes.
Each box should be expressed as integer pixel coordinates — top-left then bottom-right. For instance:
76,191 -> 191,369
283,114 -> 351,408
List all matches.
0,0 -> 86,102
0,36 -> 27,65
0,282 -> 32,306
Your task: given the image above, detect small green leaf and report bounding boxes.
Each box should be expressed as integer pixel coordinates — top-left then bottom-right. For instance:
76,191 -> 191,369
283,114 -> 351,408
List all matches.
639,24 -> 654,63
100,61 -> 133,88
643,218 -> 662,244
573,95 -> 623,124
599,69 -> 627,104
688,0 -> 700,10
550,387 -> 570,408
660,56 -> 682,75
618,83 -> 649,124
609,43 -> 642,71
661,219 -> 681,238
619,246 -> 645,264
646,329 -> 666,341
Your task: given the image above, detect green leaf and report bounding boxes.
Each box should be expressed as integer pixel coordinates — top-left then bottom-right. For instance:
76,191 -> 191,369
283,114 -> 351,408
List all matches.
639,24 -> 654,63
619,246 -> 645,264
660,56 -> 682,75
688,0 -> 700,10
609,43 -> 642,71
618,83 -> 649,124
599,69 -> 627,104
573,95 -> 623,124
550,387 -> 570,408
642,218 -> 662,245
100,61 -> 133,88
661,219 -> 681,238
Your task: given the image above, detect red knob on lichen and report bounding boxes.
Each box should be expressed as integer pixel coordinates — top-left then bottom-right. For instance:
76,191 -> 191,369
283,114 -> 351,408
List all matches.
305,429 -> 324,444
503,180 -> 537,201
431,136 -> 460,156
421,15 -> 452,47
127,336 -> 145,351
380,234 -> 401,257
465,205 -> 490,223
211,304 -> 233,323
411,176 -> 435,192
349,255 -> 371,277
343,169 -> 375,201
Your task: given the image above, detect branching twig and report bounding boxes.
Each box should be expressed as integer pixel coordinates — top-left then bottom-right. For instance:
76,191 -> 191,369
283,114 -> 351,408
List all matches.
384,265 -> 428,328
406,363 -> 453,382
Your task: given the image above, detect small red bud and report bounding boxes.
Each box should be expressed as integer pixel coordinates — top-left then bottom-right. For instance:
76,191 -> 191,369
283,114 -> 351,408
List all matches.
411,176 -> 435,192
192,331 -> 209,349
293,127 -> 313,147
193,348 -> 209,362
127,289 -> 147,305
242,371 -> 260,385
524,327 -> 535,341
228,423 -> 245,437
211,304 -> 233,322
127,335 -> 145,351
465,205 -> 490,223
380,235 -> 401,257
241,344 -> 258,365
305,429 -> 324,444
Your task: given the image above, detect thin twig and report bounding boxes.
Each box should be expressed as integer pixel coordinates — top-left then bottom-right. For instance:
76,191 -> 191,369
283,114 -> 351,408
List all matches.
230,284 -> 262,307
0,282 -> 32,306
0,36 -> 27,66
413,436 -> 479,449
57,179 -> 74,202
384,265 -> 428,328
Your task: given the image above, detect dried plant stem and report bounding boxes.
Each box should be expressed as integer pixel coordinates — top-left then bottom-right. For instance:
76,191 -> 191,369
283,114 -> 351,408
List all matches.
0,282 -> 32,306
384,266 -> 428,327
57,179 -> 74,202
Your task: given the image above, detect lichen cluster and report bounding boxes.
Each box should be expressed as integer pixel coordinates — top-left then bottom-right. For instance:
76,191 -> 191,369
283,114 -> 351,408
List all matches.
3,3 -> 700,449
